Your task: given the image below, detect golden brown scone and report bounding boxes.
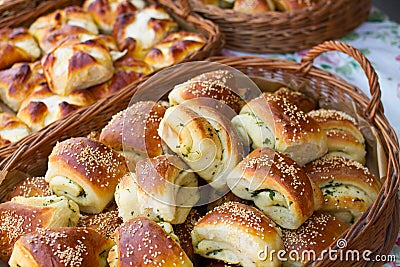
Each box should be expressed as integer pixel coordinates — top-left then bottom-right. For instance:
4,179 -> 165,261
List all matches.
169,69 -> 245,113
113,5 -> 179,59
108,217 -> 193,267
308,109 -> 366,164
174,209 -> 202,263
159,101 -> 246,191
207,191 -> 252,212
77,209 -> 123,238
144,31 -> 206,70
29,6 -> 98,51
99,101 -> 166,165
0,61 -> 45,112
227,147 -> 318,229
232,92 -> 327,166
192,202 -> 283,266
303,155 -> 381,224
0,196 -> 80,262
83,0 -> 145,34
282,212 -> 348,266
17,84 -> 96,132
88,56 -> 152,100
274,0 -> 319,11
0,113 -> 31,144
269,87 -> 316,113
45,137 -> 128,214
115,155 -> 199,223
0,27 -> 41,70
5,177 -> 52,201
9,227 -> 114,267
233,0 -> 275,13
41,38 -> 114,96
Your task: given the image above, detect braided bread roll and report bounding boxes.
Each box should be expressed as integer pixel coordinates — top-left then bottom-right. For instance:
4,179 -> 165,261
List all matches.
303,155 -> 381,224
192,202 -> 283,266
45,137 -> 128,214
115,155 -> 199,224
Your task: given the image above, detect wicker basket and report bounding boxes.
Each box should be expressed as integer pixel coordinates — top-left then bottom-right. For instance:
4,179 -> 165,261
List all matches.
0,41 -> 399,266
0,0 -> 223,158
162,0 -> 372,53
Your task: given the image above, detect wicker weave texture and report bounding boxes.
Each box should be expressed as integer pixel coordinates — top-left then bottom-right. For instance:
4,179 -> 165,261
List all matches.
168,0 -> 372,53
0,41 -> 399,266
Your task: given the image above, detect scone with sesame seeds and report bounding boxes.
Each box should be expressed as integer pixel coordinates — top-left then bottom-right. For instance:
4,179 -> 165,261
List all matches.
282,212 -> 349,267
191,201 -> 283,267
303,155 -> 381,224
45,137 -> 127,214
308,109 -> 366,164
232,92 -> 327,166
99,101 -> 166,167
77,208 -> 123,238
9,227 -> 113,267
114,155 -> 199,224
108,217 -> 193,267
0,195 -> 80,262
227,147 -> 319,229
5,176 -> 52,201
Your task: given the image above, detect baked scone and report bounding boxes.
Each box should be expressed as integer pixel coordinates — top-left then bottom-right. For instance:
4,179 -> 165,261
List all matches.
29,6 -> 98,51
77,209 -> 123,238
113,5 -> 179,59
268,87 -> 316,113
5,177 -> 52,201
144,31 -> 206,70
207,191 -> 252,212
83,0 -> 146,34
282,212 -> 348,266
168,69 -> 245,113
45,137 -> 128,214
99,101 -> 166,165
308,109 -> 366,164
9,227 -> 114,267
41,38 -> 114,96
232,92 -> 327,166
0,61 -> 45,112
274,0 -> 319,11
227,147 -> 317,229
0,113 -> 31,144
303,155 -> 381,224
108,217 -> 193,266
88,57 -> 152,100
233,0 -> 275,13
0,27 -> 41,70
159,101 -> 246,191
17,84 -> 96,132
115,155 -> 199,224
0,195 -> 80,262
174,209 -> 202,263
192,202 -> 283,266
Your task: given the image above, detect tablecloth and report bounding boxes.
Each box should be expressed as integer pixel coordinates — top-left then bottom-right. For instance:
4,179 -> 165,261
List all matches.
222,8 -> 400,266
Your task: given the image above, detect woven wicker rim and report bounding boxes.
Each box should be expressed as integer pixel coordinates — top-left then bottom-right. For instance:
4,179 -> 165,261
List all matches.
0,0 -> 224,156
0,41 -> 399,267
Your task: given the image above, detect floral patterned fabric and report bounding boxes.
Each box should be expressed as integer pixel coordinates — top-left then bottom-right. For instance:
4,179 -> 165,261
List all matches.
222,8 -> 400,266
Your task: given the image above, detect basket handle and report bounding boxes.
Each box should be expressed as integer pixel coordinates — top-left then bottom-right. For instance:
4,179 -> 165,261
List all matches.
300,40 -> 382,121
160,0 -> 191,18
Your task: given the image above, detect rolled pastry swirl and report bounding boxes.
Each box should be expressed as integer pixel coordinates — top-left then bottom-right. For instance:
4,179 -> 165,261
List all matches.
45,137 -> 127,214
232,91 -> 327,166
159,101 -> 246,191
227,147 -> 318,229
9,227 -> 113,267
308,109 -> 366,164
192,201 -> 283,267
303,155 -> 381,224
0,195 -> 80,262
108,217 -> 193,267
115,155 -> 199,224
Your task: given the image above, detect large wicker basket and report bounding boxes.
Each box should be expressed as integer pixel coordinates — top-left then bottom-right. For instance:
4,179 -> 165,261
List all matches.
0,41 -> 399,266
163,0 -> 372,53
0,0 -> 223,157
